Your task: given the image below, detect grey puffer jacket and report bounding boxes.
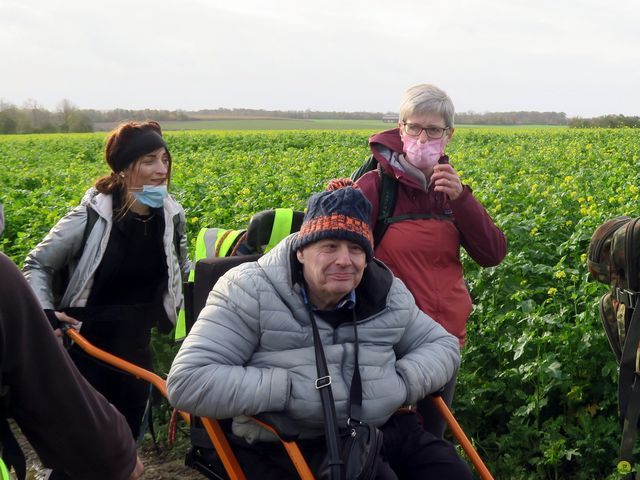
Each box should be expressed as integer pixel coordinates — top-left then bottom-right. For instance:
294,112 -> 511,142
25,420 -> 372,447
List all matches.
167,234 -> 459,443
23,188 -> 190,323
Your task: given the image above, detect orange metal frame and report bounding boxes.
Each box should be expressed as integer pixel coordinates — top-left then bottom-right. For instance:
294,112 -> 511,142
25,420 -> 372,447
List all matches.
431,396 -> 494,480
65,328 -> 492,480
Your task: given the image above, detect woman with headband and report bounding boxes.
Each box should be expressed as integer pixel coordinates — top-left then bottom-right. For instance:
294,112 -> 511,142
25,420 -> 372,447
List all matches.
23,121 -> 189,447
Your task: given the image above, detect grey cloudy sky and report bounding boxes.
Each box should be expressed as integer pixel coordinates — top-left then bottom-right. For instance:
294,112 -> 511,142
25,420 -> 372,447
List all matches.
1,0 -> 638,117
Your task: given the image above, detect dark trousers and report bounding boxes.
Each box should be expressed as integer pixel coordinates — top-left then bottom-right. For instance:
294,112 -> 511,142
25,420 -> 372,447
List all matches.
64,304 -> 154,439
69,347 -> 150,439
229,412 -> 473,479
417,374 -> 457,438
382,412 -> 473,480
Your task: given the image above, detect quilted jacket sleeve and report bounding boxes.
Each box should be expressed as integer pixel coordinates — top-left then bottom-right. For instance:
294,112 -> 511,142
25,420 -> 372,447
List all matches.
450,186 -> 507,267
22,205 -> 88,310
174,205 -> 191,280
167,265 -> 290,419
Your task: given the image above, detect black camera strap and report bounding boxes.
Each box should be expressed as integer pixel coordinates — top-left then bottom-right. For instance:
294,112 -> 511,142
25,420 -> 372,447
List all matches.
305,301 -> 364,480
305,301 -> 344,480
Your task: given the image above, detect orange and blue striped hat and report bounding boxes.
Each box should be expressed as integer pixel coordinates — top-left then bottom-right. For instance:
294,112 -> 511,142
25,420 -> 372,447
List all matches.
293,178 -> 374,261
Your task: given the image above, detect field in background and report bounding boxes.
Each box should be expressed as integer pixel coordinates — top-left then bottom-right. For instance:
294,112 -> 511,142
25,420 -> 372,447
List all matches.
93,118 -> 569,132
1,128 -> 637,479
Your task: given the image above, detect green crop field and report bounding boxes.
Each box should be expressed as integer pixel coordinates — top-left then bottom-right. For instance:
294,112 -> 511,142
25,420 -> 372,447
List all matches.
1,127 -> 638,479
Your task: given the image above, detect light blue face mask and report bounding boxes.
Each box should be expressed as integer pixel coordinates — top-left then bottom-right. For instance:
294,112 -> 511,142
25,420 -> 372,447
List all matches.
132,185 -> 168,208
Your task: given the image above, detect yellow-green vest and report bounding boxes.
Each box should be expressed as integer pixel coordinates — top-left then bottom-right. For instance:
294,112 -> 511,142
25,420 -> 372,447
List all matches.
174,208 -> 299,340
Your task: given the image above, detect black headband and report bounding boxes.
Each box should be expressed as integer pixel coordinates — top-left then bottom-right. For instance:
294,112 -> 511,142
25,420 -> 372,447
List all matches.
110,129 -> 168,173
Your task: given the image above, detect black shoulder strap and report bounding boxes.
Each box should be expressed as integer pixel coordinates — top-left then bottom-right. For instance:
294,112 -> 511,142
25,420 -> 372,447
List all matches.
618,304 -> 640,478
305,301 -> 344,480
78,206 -> 99,260
617,219 -> 640,477
350,154 -> 378,182
373,164 -> 398,247
173,214 -> 181,257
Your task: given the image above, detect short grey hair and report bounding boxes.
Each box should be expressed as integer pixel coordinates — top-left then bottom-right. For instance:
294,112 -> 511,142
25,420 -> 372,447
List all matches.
399,84 -> 455,128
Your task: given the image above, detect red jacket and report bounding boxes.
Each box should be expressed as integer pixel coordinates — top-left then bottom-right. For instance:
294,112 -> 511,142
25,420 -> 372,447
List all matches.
356,128 -> 507,345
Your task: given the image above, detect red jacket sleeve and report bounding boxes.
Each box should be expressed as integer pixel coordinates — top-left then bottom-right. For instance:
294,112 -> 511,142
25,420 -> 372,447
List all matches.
449,186 -> 507,267
0,253 -> 137,480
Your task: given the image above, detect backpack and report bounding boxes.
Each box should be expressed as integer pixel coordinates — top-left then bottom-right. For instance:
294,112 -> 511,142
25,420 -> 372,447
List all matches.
175,208 -> 305,340
351,155 -> 399,246
350,154 -> 452,247
587,216 -> 640,476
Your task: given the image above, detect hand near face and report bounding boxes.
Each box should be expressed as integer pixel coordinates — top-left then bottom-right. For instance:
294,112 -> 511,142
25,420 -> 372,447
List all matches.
431,163 -> 463,201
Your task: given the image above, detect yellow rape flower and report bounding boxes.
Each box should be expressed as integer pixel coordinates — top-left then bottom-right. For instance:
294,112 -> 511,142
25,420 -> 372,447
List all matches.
548,287 -> 558,296
554,271 -> 567,279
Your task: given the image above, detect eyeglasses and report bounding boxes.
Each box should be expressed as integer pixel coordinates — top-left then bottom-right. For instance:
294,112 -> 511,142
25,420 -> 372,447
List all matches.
402,122 -> 450,139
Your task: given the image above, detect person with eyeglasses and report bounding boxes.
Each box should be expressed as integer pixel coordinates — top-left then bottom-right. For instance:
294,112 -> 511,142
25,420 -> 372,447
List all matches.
355,83 -> 507,438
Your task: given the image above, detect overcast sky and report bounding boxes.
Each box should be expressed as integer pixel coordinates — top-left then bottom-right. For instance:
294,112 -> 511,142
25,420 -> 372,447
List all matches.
1,0 -> 638,117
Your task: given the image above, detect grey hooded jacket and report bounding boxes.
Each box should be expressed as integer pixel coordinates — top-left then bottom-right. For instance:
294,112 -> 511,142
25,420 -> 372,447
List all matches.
167,234 -> 459,443
23,188 -> 190,323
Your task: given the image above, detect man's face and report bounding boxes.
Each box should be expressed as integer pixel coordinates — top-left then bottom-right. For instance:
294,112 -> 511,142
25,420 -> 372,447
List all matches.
296,238 -> 367,310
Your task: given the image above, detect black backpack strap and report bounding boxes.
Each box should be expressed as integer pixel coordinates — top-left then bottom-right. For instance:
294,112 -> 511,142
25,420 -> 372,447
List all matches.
383,213 -> 453,224
618,304 -> 640,478
373,164 -> 398,247
618,218 -> 640,478
350,154 -> 378,182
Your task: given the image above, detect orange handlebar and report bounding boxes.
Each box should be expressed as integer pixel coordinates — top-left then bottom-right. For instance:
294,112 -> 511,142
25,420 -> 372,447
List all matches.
431,396 -> 494,480
65,328 -> 192,426
64,327 -> 250,479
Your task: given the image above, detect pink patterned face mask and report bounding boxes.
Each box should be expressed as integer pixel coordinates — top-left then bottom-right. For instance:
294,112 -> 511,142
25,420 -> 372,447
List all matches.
402,136 -> 446,169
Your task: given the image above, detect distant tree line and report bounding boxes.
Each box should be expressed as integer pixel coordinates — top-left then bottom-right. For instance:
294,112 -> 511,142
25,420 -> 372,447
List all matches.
85,108 -> 191,122
0,99 -> 93,134
2,99 -> 638,134
456,111 -> 568,125
567,114 -> 640,128
189,108 -> 386,120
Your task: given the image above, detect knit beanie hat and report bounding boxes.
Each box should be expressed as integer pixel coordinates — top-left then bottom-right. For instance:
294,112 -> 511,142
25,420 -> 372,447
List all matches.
293,178 -> 374,261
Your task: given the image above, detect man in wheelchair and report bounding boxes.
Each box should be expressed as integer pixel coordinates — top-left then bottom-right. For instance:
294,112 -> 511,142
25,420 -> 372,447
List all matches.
168,179 -> 472,479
